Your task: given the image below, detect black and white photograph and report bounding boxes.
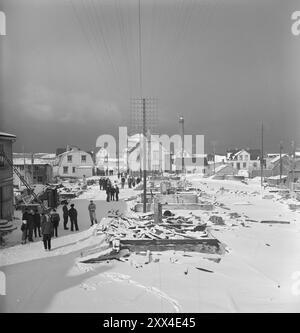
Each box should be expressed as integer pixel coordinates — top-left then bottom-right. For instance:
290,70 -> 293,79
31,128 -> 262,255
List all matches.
0,0 -> 300,315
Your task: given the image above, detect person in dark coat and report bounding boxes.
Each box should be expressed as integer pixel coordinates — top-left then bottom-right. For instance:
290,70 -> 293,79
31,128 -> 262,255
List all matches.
62,202 -> 69,230
33,209 -> 41,238
121,176 -> 125,189
50,209 -> 60,237
128,176 -> 132,188
41,212 -> 54,251
68,204 -> 79,231
22,208 -> 29,223
110,186 -> 116,201
103,178 -> 107,191
27,209 -> 35,242
132,177 -> 136,187
106,185 -> 111,202
115,185 -> 120,202
99,178 -> 102,190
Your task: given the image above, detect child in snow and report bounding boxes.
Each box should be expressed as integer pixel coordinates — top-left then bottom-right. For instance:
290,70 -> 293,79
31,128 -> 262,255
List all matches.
21,220 -> 28,244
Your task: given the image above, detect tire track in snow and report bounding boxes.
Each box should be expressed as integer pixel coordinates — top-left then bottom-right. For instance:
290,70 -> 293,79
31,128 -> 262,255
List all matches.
102,272 -> 182,313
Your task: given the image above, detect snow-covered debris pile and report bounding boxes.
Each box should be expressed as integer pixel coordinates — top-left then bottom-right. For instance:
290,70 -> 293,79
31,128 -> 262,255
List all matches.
95,210 -> 209,243
208,215 -> 225,225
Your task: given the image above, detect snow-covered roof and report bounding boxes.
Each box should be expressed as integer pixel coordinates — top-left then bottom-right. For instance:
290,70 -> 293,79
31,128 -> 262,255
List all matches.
269,154 -> 288,164
57,148 -> 83,157
0,131 -> 16,139
214,164 -> 230,173
40,153 -> 56,159
268,175 -> 287,180
13,158 -> 51,165
77,165 -> 93,169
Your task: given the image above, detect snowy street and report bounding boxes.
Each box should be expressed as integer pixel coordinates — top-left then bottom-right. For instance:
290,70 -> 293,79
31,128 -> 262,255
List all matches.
1,178 -> 300,312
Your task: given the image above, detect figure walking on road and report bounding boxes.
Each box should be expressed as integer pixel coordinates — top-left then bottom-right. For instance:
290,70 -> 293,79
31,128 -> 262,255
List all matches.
41,212 -> 54,251
50,208 -> 60,237
106,184 -> 111,202
33,209 -> 41,238
69,204 -> 79,231
88,200 -> 97,226
27,209 -> 35,242
62,202 -> 69,230
115,184 -> 119,201
121,176 -> 125,189
110,185 -> 116,201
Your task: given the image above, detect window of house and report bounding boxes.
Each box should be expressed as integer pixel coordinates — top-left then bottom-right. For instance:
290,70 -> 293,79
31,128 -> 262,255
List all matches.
20,165 -> 24,171
72,167 -> 76,173
239,155 -> 243,161
0,144 -> 4,167
37,176 -> 43,183
243,162 -> 247,168
63,166 -> 68,174
253,162 -> 257,168
244,155 -> 249,161
34,166 -> 39,171
236,162 -> 240,170
67,155 -> 72,163
81,155 -> 86,163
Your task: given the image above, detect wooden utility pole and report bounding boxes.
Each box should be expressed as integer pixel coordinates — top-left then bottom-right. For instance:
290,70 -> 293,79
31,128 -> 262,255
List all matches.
126,136 -> 129,175
291,140 -> 295,188
279,141 -> 283,184
22,145 -> 26,188
31,152 -> 34,185
212,141 -> 216,175
139,133 -> 142,178
260,122 -> 264,187
117,131 -> 120,177
143,98 -> 147,213
179,116 -> 185,174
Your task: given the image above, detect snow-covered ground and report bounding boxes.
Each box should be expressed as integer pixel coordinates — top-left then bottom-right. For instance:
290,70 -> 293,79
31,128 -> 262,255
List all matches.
1,177 -> 300,312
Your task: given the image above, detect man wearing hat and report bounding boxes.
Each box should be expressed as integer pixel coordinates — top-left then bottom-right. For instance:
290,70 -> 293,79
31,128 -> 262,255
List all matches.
88,200 -> 97,226
68,203 -> 79,231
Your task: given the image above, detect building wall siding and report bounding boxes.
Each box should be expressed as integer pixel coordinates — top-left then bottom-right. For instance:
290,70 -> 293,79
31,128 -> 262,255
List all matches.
0,137 -> 15,220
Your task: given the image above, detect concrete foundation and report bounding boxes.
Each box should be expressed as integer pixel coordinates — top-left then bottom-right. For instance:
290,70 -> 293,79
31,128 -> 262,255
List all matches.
134,202 -> 214,212
120,238 -> 224,254
156,193 -> 198,204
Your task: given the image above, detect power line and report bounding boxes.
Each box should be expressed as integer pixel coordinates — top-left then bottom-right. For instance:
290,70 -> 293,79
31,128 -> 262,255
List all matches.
89,0 -> 122,94
115,0 -> 133,97
138,0 -> 143,96
68,0 -> 111,88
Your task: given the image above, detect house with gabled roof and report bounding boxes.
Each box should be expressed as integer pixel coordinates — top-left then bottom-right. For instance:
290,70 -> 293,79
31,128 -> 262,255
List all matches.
227,148 -> 262,177
53,146 -> 94,179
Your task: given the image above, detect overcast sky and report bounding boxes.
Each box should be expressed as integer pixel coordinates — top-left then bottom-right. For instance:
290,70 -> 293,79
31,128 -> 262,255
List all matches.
0,0 -> 299,154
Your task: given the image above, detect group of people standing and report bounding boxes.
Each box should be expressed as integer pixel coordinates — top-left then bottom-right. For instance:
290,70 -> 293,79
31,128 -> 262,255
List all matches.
21,208 -> 61,251
62,202 -> 79,231
19,176 -> 126,251
98,177 -> 120,202
120,174 -> 141,189
21,202 -> 81,251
